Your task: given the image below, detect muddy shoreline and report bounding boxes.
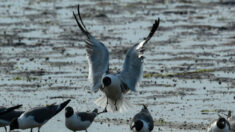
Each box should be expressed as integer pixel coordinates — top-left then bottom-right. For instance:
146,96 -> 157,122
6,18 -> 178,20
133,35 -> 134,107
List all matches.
0,0 -> 235,131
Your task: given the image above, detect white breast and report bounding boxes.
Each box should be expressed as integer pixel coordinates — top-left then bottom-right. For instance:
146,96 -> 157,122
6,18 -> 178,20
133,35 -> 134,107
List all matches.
103,74 -> 122,100
18,114 -> 41,129
66,114 -> 91,131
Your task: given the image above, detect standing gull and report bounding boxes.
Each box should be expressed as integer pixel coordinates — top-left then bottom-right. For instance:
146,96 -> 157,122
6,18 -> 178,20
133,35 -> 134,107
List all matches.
0,105 -> 23,132
130,105 -> 154,132
207,115 -> 231,132
65,106 -> 106,132
73,5 -> 160,112
10,99 -> 71,132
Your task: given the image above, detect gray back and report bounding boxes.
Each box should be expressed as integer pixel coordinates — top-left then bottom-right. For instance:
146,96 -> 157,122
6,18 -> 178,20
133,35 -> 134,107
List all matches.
24,104 -> 58,124
77,112 -> 97,122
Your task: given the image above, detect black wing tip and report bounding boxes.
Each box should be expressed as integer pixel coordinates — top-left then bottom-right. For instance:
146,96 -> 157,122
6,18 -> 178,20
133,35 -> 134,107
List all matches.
55,99 -> 71,114
155,18 -> 160,25
154,18 -> 160,29
9,104 -> 23,110
63,99 -> 71,105
73,11 -> 76,18
143,17 -> 160,43
0,104 -> 23,115
77,4 -> 80,9
73,4 -> 89,35
16,104 -> 23,108
151,17 -> 160,33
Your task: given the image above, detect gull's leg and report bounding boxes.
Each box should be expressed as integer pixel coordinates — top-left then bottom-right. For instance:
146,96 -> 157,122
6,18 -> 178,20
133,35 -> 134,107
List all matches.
30,128 -> 33,132
114,100 -> 118,111
4,126 -> 7,132
38,127 -> 40,132
104,98 -> 108,112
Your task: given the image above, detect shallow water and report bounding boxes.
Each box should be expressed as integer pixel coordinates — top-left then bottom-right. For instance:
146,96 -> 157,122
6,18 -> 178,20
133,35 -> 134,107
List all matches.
0,0 -> 235,132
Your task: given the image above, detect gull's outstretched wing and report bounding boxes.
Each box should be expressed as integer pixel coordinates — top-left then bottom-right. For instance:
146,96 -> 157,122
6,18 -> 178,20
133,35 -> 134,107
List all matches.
120,18 -> 160,91
73,5 -> 109,92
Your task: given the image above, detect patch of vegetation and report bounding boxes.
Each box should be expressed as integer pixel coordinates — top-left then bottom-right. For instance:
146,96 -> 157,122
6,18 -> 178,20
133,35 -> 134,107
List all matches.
155,118 -> 167,125
144,69 -> 215,78
143,72 -> 164,78
13,76 -> 22,80
45,21 -> 51,24
201,109 -> 217,113
29,77 -> 39,81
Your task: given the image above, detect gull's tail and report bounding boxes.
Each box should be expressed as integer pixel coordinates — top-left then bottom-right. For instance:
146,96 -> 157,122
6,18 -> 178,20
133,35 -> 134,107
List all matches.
94,95 -> 133,113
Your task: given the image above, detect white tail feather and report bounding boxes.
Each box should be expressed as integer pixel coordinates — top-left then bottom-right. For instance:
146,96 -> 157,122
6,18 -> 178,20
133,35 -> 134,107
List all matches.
94,95 -> 133,113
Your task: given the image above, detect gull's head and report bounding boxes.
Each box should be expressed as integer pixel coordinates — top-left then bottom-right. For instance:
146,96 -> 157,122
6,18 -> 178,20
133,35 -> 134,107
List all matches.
65,106 -> 74,118
102,76 -> 111,87
217,117 -> 227,129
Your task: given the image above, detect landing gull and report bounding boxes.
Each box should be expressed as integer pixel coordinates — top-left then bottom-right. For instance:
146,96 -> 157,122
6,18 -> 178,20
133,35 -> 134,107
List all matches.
73,5 -> 160,112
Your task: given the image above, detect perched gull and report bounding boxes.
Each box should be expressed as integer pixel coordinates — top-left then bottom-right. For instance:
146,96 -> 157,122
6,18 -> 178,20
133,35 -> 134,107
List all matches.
65,106 -> 106,132
228,111 -> 235,132
10,99 -> 71,132
73,5 -> 160,112
0,105 -> 23,132
207,115 -> 231,132
130,105 -> 154,132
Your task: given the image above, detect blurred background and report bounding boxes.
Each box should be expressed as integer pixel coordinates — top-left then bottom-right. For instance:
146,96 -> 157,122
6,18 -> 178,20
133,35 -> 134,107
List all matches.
0,0 -> 235,131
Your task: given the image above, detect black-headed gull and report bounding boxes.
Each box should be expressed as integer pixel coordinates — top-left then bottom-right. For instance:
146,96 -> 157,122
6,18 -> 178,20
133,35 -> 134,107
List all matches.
10,99 -> 71,132
130,105 -> 154,132
65,106 -> 106,132
207,115 -> 230,132
73,5 -> 160,112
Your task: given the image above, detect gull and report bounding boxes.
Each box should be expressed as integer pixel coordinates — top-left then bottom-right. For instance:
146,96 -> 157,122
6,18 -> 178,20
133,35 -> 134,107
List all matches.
130,105 -> 154,132
65,106 -> 106,132
228,111 -> 235,132
0,105 -> 23,132
10,99 -> 71,132
73,5 -> 160,112
207,115 -> 231,132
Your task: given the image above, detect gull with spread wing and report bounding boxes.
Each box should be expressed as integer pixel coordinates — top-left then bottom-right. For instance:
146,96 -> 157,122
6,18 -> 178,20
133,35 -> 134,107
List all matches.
73,5 -> 160,112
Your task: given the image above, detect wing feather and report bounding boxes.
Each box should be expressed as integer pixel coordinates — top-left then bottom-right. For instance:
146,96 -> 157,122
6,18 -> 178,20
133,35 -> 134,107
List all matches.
120,18 -> 160,91
73,5 -> 109,92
